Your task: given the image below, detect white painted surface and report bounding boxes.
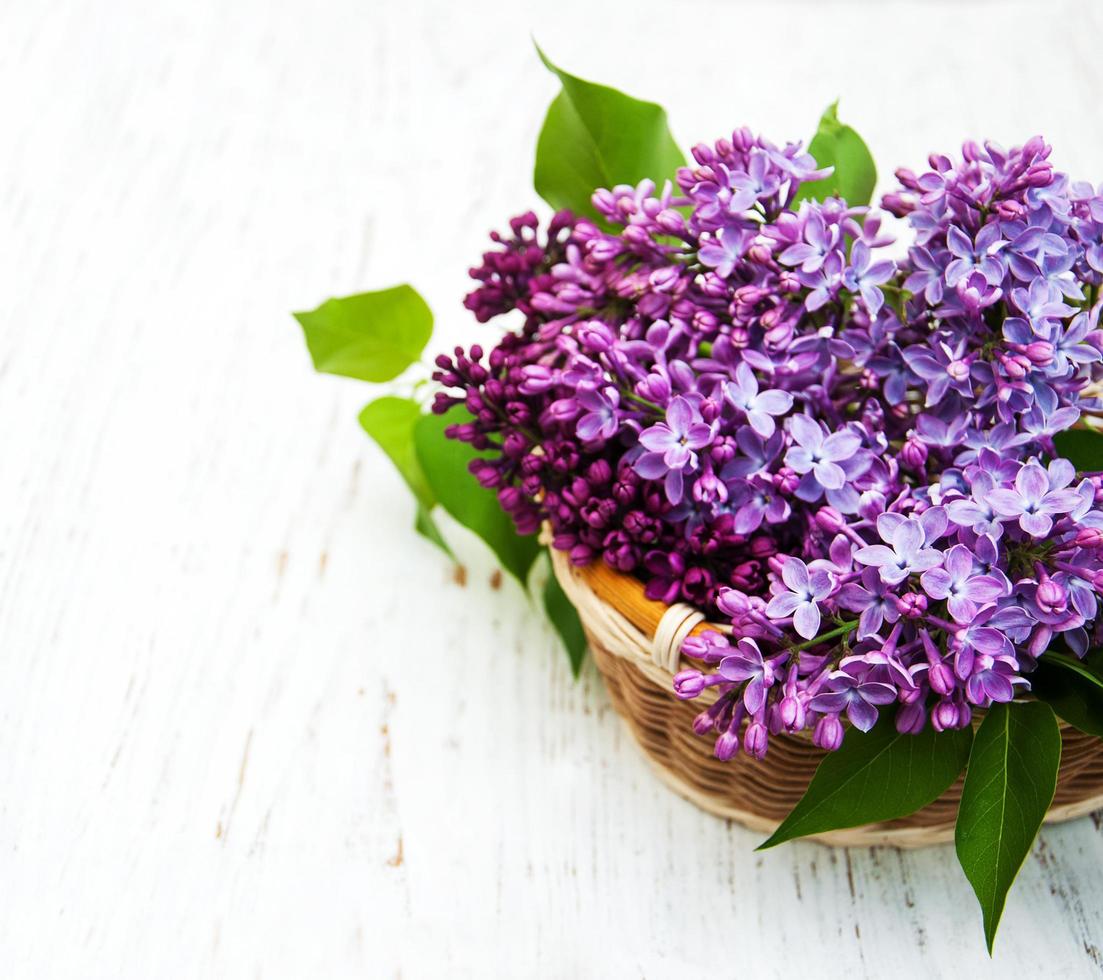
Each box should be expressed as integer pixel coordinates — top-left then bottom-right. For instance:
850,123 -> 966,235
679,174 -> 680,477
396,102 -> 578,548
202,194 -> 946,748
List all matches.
4,0 -> 1103,975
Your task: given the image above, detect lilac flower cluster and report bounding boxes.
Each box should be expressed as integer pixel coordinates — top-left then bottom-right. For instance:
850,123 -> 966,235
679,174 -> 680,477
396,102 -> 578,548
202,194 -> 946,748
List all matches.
433,129 -> 1103,759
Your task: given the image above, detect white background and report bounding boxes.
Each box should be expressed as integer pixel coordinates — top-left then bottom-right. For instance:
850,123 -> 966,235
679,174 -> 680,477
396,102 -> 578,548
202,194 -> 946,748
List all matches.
4,0 -> 1103,976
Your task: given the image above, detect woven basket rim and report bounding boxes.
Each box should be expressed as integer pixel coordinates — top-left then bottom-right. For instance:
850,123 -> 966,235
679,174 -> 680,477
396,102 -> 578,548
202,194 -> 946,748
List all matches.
549,546 -> 1103,846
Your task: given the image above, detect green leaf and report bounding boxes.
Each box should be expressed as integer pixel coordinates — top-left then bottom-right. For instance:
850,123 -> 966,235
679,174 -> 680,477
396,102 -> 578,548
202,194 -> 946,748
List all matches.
533,44 -> 684,226
294,284 -> 432,383
1031,650 -> 1103,737
414,503 -> 453,559
758,716 -> 973,849
955,701 -> 1062,953
1053,428 -> 1103,472
358,396 -> 453,558
543,567 -> 587,677
792,101 -> 877,207
414,406 -> 540,585
359,397 -> 434,507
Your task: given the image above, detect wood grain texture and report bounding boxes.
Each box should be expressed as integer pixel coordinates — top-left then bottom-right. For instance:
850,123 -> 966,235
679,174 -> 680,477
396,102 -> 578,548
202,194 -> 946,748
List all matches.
3,0 -> 1103,976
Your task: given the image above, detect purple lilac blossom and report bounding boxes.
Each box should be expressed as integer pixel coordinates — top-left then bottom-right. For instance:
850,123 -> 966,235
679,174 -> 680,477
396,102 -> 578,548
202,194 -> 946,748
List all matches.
432,128 -> 1103,760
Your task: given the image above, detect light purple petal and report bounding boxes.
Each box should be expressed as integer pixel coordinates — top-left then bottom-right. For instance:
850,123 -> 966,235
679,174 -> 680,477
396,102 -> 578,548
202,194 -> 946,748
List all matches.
920,568 -> 952,599
765,592 -> 802,619
780,557 -> 810,592
854,545 -> 897,567
793,601 -> 821,640
1015,462 -> 1049,502
846,698 -> 878,732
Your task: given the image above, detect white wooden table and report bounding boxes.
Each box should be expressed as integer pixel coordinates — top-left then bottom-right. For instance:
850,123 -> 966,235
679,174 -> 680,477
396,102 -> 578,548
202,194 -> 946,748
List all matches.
5,0 -> 1103,975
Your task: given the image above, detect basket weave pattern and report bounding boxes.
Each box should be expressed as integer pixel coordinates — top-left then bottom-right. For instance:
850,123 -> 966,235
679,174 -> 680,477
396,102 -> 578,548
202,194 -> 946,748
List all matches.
551,548 -> 1103,847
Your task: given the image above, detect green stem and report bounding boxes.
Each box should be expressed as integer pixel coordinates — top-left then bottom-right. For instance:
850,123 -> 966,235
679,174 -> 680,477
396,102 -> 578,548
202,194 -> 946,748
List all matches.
622,390 -> 663,414
789,619 -> 859,654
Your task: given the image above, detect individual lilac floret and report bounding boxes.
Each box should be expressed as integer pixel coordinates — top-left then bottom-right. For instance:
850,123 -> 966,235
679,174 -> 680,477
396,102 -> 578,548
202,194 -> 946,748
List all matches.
576,386 -> 619,442
855,514 -> 944,585
724,363 -> 794,437
808,672 -> 897,732
987,459 -> 1084,536
764,557 -> 834,639
716,638 -> 776,712
843,241 -> 894,316
920,544 -> 1009,623
838,567 -> 902,639
783,415 -> 863,494
635,396 -> 716,505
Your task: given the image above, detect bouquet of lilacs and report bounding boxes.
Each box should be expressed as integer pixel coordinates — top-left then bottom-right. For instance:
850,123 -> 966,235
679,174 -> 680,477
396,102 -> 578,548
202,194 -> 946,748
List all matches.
295,48 -> 1103,950
438,132 -> 1103,762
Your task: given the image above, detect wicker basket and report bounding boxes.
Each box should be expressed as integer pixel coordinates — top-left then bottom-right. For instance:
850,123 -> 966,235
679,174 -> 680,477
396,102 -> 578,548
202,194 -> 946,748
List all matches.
550,548 -> 1103,847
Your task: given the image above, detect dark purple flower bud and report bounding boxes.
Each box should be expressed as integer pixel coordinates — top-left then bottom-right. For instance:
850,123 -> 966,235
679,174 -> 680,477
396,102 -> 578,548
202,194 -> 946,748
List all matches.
730,561 -> 759,591
774,467 -> 800,495
749,535 -> 777,559
673,669 -> 708,699
881,192 -> 914,217
568,543 -> 594,565
714,728 -> 741,761
1075,527 -> 1103,550
1036,572 -> 1068,616
998,352 -> 1031,380
931,699 -> 960,732
470,459 -> 501,488
897,592 -> 928,618
813,714 -> 844,751
815,506 -> 846,534
901,435 -> 928,471
895,700 -> 927,735
1022,341 -> 1055,366
693,710 -> 715,736
497,486 -> 524,511
744,721 -> 769,759
929,660 -> 955,696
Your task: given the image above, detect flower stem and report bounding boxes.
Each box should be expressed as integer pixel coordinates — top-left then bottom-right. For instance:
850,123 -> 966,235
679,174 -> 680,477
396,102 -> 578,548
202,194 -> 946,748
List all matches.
789,619 -> 859,653
621,390 -> 663,414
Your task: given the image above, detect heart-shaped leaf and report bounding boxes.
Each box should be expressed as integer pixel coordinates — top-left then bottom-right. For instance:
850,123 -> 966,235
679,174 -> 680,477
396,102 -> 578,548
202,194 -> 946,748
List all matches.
294,284 -> 432,383
1031,650 -> 1103,736
1053,428 -> 1103,473
533,44 -> 684,227
543,567 -> 587,676
792,102 -> 876,207
955,701 -> 1061,953
758,715 -> 973,849
414,406 -> 540,585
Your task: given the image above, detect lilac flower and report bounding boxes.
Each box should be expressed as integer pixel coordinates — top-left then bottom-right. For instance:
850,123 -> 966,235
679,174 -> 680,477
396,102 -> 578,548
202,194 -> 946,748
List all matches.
716,638 -> 777,713
838,567 -> 902,639
779,209 -> 839,272
904,246 -> 945,304
764,557 -> 833,639
635,396 -> 715,504
854,516 -> 943,585
435,128 -> 1103,760
576,386 -> 620,442
783,415 -> 862,493
987,460 -> 1084,536
730,476 -> 790,533
964,655 -> 1024,705
919,544 -> 1009,623
944,223 -> 1006,287
903,339 -> 973,407
843,241 -> 895,315
724,362 -> 794,437
808,673 -> 896,732
698,226 -> 750,279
